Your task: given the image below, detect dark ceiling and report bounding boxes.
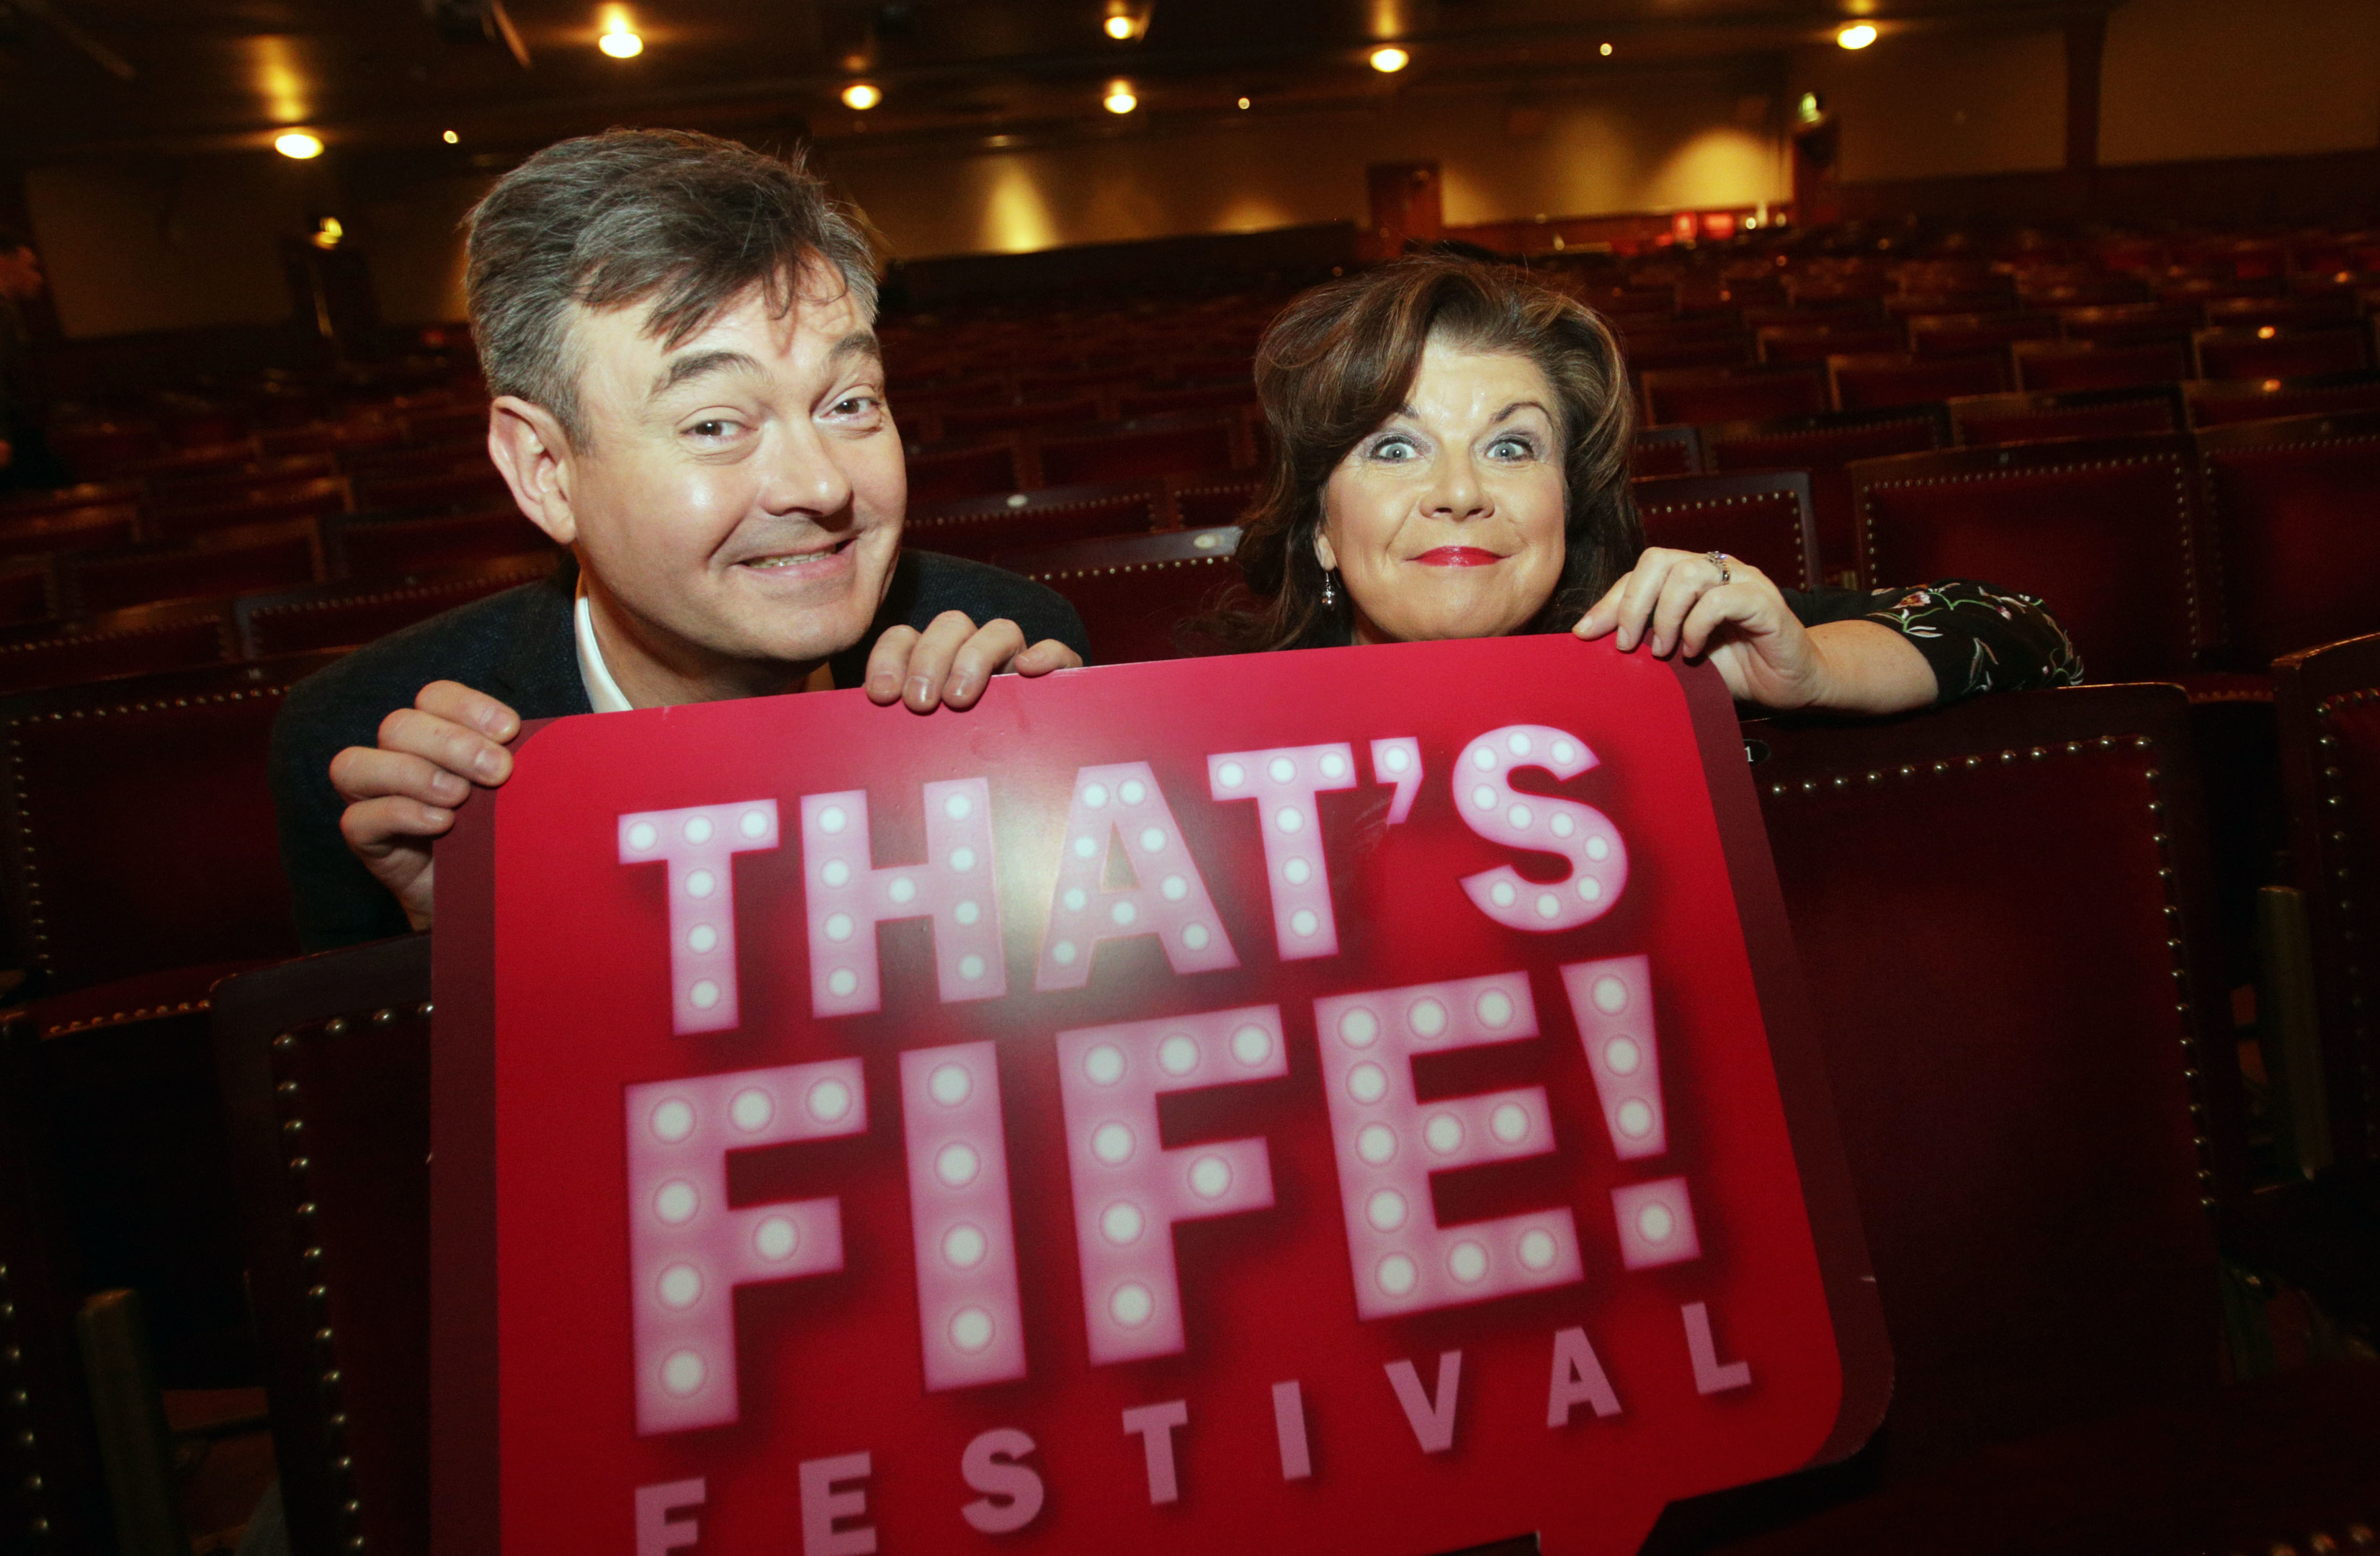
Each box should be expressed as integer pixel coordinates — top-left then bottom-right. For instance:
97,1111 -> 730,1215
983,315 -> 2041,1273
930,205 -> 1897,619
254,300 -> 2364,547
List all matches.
0,0 -> 2101,162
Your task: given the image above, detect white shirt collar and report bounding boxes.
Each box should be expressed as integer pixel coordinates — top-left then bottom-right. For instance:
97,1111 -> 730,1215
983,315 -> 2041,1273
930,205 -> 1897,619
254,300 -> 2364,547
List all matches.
573,573 -> 835,712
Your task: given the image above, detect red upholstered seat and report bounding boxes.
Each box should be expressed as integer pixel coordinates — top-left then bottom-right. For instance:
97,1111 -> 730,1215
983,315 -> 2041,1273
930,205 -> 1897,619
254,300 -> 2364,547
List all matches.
2183,372 -> 2380,429
1751,683 -> 2240,1471
1755,323 -> 1902,365
2059,302 -> 2202,348
2012,338 -> 2192,393
2193,326 -> 2373,383
213,938 -> 437,1556
147,453 -> 337,511
1034,416 -> 1241,488
2204,293 -> 2361,331
142,475 -> 354,545
0,601 -> 234,695
0,559 -> 54,625
0,653 -> 342,995
1828,352 -> 2010,412
1906,311 -> 2058,359
1168,470 -> 1261,532
1946,385 -> 2183,447
905,438 -> 1023,506
326,506 -> 555,580
352,465 -> 510,515
1619,335 -> 1750,372
1114,383 -> 1256,420
1849,434 -> 2215,681
1701,406 -> 1946,586
60,519 -> 324,615
2194,411 -> 2380,666
905,480 -> 1163,561
1630,469 -> 1820,591
233,554 -> 560,658
0,501 -> 141,559
937,397 -> 1101,439
1642,365 -> 1828,426
993,526 -> 1242,664
1628,424 -> 1702,477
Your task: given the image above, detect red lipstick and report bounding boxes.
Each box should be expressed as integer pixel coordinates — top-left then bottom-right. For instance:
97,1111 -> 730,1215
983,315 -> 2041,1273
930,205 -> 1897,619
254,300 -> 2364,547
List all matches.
1413,546 -> 1502,567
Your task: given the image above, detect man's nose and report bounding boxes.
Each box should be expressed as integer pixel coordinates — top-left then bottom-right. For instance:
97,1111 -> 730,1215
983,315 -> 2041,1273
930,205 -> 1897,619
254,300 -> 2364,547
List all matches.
760,416 -> 855,519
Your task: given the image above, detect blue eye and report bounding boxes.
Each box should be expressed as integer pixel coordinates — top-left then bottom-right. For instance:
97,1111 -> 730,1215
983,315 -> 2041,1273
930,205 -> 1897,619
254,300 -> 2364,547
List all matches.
1489,435 -> 1535,459
1372,435 -> 1418,460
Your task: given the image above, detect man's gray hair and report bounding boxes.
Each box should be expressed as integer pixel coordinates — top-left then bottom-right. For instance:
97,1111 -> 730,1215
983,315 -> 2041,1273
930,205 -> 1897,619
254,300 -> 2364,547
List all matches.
466,128 -> 879,444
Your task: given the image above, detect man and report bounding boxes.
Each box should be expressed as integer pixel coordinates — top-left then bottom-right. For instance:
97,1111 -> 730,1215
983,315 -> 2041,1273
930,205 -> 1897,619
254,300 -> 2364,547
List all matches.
0,225 -> 61,493
272,130 -> 1088,950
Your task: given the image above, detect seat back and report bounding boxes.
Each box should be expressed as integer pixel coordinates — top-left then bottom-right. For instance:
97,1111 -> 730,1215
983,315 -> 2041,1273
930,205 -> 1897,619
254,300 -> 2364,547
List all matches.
1754,684 -> 2238,1470
904,438 -> 1024,506
1702,406 -> 1946,586
1034,417 -> 1241,488
1631,469 -> 1821,591
59,519 -> 323,615
1906,311 -> 2058,359
2194,326 -> 2373,382
1829,351 -> 2010,411
2059,302 -> 2202,347
0,502 -> 141,560
1756,324 -> 1902,365
2183,371 -> 2380,428
2012,338 -> 2192,393
1642,365 -> 1828,426
1851,435 -> 2216,681
0,601 -> 234,697
993,527 -> 1242,664
1629,424 -> 1703,478
0,654 -> 343,994
234,554 -> 558,658
904,481 -> 1163,561
140,476 -> 353,547
2195,410 -> 2380,665
212,937 -> 436,1556
325,506 -> 553,580
1946,385 -> 2184,447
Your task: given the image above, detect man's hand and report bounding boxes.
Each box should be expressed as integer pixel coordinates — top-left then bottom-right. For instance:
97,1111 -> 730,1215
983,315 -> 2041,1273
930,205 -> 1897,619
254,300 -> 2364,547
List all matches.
328,681 -> 522,931
864,612 -> 1082,712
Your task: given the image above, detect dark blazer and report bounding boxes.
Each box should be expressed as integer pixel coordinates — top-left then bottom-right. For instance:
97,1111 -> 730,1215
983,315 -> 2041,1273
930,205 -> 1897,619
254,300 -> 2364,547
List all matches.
271,549 -> 1088,950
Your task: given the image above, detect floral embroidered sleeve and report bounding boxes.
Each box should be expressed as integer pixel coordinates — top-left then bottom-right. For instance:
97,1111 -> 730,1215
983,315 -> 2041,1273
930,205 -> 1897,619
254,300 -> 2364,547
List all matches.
1781,580 -> 2085,704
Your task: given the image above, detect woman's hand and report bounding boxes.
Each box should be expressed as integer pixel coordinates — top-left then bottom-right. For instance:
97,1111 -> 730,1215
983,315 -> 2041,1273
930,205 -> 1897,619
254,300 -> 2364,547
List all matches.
1572,547 -> 1935,714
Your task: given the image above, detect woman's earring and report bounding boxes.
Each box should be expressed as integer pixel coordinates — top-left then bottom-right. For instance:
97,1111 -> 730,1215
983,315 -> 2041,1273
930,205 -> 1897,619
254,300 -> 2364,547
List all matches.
1323,570 -> 1338,608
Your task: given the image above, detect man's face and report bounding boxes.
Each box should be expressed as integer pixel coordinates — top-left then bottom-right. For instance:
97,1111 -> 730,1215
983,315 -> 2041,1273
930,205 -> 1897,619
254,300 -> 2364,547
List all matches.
0,248 -> 43,303
556,269 -> 905,678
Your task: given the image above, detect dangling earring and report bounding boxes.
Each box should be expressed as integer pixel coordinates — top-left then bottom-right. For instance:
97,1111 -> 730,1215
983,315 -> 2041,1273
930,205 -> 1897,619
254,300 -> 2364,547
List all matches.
1322,570 -> 1338,608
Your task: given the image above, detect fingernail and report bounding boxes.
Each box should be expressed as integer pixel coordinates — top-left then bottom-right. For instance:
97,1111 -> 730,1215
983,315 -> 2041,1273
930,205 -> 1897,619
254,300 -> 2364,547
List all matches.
473,748 -> 502,781
907,675 -> 933,705
949,671 -> 978,702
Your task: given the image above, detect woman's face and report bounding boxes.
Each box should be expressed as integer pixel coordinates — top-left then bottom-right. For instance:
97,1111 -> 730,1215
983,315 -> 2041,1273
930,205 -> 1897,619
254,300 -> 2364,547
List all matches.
1316,337 -> 1568,644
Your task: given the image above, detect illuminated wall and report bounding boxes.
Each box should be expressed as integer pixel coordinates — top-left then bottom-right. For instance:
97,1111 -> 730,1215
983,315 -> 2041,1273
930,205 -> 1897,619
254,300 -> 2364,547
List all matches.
1786,30 -> 2068,183
2100,0 -> 2380,164
825,76 -> 1788,261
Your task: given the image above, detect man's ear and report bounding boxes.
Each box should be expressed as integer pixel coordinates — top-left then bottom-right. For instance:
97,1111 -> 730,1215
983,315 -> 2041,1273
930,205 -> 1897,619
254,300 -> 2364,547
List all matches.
487,396 -> 580,547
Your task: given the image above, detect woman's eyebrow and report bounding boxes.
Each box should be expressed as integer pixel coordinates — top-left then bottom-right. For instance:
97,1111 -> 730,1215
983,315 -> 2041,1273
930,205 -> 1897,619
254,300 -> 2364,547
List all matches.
1490,400 -> 1550,424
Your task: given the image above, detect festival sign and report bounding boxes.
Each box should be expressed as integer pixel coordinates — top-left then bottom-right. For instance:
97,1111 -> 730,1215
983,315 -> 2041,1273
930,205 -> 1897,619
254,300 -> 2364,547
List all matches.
431,634 -> 1889,1556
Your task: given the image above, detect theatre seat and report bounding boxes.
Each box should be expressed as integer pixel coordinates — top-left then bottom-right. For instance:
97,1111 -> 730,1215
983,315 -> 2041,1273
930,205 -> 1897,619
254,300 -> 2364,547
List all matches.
2183,371 -> 2380,429
1629,424 -> 1703,477
1756,324 -> 1902,365
1906,311 -> 2057,359
213,937 -> 436,1556
1828,352 -> 2010,412
233,554 -> 560,658
1631,470 -> 1821,591
1701,406 -> 1947,586
0,600 -> 235,695
0,501 -> 141,560
1642,365 -> 1829,426
2011,339 -> 2191,393
905,481 -> 1163,561
1750,683 -> 2240,1473
325,506 -> 555,580
141,475 -> 354,546
1946,385 -> 2183,447
2196,411 -> 2380,667
1850,435 -> 2216,681
1034,416 -> 1242,488
906,439 -> 1023,506
1168,470 -> 1261,531
2193,326 -> 2373,383
59,519 -> 324,615
992,526 -> 1243,663
2058,303 -> 2202,348
0,653 -> 342,996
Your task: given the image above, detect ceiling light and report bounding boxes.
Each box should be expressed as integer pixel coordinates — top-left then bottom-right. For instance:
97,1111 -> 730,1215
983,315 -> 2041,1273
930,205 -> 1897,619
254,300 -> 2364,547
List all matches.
274,131 -> 324,160
1104,85 -> 1138,114
1835,22 -> 1877,48
1599,42 -> 1613,55
599,24 -> 643,58
1237,96 -> 1251,109
442,129 -> 460,144
842,82 -> 881,110
1104,14 -> 1135,39
1369,45 -> 1410,72
311,217 -> 344,251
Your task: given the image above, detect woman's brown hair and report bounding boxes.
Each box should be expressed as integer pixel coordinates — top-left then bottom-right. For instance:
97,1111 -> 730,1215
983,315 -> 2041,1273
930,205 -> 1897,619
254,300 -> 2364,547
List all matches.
1199,256 -> 1641,653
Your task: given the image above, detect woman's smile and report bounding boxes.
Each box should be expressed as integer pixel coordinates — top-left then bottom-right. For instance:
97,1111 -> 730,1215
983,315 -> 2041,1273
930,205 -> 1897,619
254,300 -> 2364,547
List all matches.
1413,546 -> 1504,567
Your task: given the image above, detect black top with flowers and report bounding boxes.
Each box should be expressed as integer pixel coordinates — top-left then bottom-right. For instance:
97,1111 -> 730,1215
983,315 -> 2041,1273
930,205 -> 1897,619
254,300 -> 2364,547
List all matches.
1782,580 -> 2084,704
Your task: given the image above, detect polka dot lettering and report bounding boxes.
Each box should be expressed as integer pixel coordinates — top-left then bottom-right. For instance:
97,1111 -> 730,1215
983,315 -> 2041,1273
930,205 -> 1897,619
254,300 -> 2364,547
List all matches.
1451,725 -> 1628,934
1612,1176 -> 1701,1271
900,1042 -> 1026,1390
803,780 -> 1005,1018
1209,743 -> 1357,962
1564,955 -> 1668,1161
1369,736 -> 1424,824
1315,972 -> 1580,1319
1056,1006 -> 1289,1364
617,799 -> 778,1035
1039,763 -> 1238,990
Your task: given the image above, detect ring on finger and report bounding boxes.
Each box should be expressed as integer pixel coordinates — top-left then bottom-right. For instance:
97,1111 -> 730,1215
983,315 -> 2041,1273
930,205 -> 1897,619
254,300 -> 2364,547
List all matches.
1705,550 -> 1732,586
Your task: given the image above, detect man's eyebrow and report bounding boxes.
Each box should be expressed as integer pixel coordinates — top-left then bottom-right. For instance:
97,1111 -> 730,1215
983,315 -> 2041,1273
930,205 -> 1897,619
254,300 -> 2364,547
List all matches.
648,349 -> 766,401
829,329 -> 882,365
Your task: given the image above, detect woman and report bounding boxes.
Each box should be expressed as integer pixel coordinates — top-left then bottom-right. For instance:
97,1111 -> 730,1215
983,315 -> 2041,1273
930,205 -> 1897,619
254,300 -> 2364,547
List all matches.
1209,256 -> 2080,711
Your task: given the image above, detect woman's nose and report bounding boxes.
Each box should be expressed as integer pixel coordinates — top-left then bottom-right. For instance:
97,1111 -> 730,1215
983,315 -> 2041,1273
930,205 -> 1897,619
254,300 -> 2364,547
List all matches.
1423,455 -> 1491,520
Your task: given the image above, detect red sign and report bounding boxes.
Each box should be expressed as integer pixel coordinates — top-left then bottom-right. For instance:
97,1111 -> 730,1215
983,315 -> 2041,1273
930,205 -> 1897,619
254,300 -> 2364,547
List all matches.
432,635 -> 1887,1556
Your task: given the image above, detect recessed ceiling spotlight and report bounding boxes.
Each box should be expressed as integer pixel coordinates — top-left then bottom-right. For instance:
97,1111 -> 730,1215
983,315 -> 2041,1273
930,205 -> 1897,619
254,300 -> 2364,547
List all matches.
1599,41 -> 1614,55
275,131 -> 324,159
1237,96 -> 1251,109
1835,22 -> 1877,48
442,129 -> 460,144
599,18 -> 643,58
1104,14 -> 1135,39
842,83 -> 881,110
1104,85 -> 1138,114
1369,45 -> 1410,73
